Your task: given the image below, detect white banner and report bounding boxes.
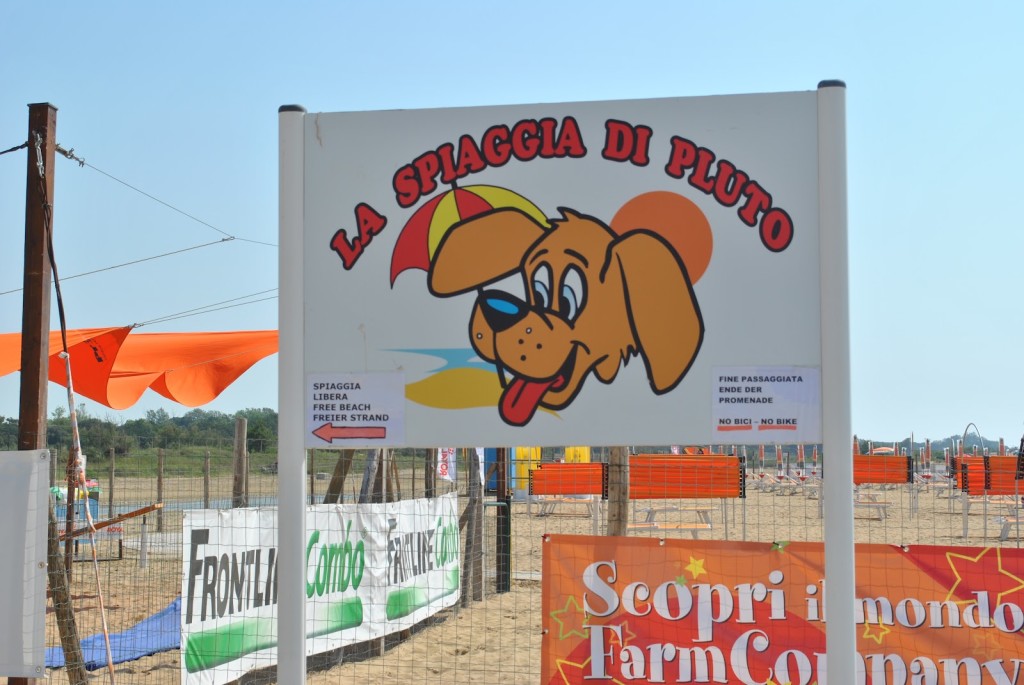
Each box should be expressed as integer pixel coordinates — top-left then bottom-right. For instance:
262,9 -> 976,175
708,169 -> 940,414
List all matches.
181,493 -> 460,685
436,447 -> 456,482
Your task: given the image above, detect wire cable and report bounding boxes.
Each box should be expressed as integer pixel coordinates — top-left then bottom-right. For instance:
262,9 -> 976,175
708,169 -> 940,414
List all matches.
55,144 -> 277,247
0,141 -> 28,156
0,238 -> 236,296
135,296 -> 278,327
134,289 -> 278,327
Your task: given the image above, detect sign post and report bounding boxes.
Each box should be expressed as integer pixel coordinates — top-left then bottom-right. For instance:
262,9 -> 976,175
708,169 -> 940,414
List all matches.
816,79 -> 856,679
277,104 -> 307,685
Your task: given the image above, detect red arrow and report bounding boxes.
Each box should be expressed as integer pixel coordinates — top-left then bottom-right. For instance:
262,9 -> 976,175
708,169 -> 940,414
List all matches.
312,423 -> 387,442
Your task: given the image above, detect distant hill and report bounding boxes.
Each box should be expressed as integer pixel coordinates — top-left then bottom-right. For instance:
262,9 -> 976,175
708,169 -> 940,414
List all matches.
861,434 -> 1021,457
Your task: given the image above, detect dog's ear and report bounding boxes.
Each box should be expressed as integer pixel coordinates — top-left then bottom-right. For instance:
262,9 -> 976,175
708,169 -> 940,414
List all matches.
609,230 -> 704,393
429,208 -> 547,296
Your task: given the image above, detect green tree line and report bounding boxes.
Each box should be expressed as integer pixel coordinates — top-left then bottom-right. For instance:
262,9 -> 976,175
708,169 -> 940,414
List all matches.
0,406 -> 278,456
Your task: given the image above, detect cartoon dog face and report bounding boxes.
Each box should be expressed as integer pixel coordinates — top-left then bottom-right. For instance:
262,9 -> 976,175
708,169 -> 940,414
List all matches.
428,207 -> 704,426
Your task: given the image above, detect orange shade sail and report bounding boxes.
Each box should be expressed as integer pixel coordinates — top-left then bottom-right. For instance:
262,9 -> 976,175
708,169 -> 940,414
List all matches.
1,327 -> 278,410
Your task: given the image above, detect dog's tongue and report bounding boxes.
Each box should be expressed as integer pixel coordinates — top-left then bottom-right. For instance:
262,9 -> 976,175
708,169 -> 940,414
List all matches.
500,376 -> 558,426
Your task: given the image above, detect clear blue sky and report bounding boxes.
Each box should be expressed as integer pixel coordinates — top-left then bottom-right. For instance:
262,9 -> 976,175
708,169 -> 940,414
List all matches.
1,2 -> 1021,444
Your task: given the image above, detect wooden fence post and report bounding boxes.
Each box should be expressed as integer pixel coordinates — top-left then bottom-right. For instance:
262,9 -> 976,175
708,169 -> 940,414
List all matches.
425,448 -> 436,498
156,447 -> 165,533
309,449 -> 315,505
374,449 -> 390,503
461,448 -> 484,605
495,447 -> 511,593
107,447 -> 115,519
359,450 -> 381,504
203,450 -> 211,508
607,446 -> 629,536
233,418 -> 248,507
323,449 -> 354,504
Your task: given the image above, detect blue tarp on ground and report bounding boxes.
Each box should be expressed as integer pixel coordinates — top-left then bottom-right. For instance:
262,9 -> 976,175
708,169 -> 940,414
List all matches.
46,596 -> 180,670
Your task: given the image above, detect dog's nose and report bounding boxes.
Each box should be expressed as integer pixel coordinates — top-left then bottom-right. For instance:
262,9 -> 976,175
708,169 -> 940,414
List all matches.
479,290 -> 528,332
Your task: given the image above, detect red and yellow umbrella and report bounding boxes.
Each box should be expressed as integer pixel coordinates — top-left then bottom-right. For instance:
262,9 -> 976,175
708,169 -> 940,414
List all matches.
389,184 -> 548,286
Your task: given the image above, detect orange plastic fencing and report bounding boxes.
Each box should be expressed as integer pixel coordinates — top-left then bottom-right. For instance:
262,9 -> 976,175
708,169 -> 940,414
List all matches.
984,456 -> 1020,495
959,455 -> 1022,496
628,454 -> 745,499
957,456 -> 984,494
852,454 -> 912,486
528,462 -> 608,498
948,456 -> 965,490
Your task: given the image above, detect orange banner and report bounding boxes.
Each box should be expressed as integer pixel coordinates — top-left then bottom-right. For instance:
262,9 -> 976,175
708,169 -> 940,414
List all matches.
542,535 -> 1024,684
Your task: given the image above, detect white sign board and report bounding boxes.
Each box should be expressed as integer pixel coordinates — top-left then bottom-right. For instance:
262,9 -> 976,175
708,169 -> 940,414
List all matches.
181,494 -> 460,685
305,371 -> 405,447
291,91 -> 827,447
712,365 -> 821,442
0,450 -> 48,678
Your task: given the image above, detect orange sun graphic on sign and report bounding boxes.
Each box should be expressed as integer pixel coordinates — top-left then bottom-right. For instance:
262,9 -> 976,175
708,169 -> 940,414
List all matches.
611,191 -> 714,284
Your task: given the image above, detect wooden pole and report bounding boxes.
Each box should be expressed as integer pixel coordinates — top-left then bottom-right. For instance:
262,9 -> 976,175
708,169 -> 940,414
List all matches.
233,418 -> 248,507
309,449 -> 315,505
203,451 -> 211,508
358,450 -> 380,504
374,449 -> 390,503
411,455 -> 417,498
17,103 -> 55,454
386,451 -> 398,501
470,449 -> 483,600
495,447 -> 511,593
461,448 -> 483,605
47,506 -> 88,685
323,449 -> 354,504
156,448 -> 165,533
425,448 -> 436,498
607,446 -> 630,536
63,447 -> 76,575
61,502 -> 163,540
107,447 -> 115,519
17,102 -> 86,685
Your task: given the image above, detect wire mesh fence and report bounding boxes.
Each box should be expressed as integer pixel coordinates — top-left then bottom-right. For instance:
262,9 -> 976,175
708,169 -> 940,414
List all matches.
34,439 -> 1024,684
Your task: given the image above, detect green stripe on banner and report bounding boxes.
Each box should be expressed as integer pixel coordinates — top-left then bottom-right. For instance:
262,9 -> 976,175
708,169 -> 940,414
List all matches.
184,617 -> 276,673
309,596 -> 365,638
184,598 -> 364,673
385,569 -> 460,621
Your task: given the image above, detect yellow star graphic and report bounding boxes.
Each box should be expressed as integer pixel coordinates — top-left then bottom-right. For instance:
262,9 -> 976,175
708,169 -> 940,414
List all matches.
945,547 -> 1024,606
862,617 -> 891,645
550,595 -> 589,641
685,556 -> 707,580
